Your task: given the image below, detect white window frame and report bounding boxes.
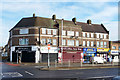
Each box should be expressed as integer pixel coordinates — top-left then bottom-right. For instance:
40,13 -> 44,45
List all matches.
53,29 -> 57,35
83,41 -> 86,46
112,46 -> 116,49
62,30 -> 66,36
104,42 -> 107,48
104,34 -> 107,39
20,29 -> 28,34
91,33 -> 94,38
100,34 -> 103,38
87,33 -> 89,38
91,41 -> 94,47
76,32 -> 79,36
67,40 -> 74,46
67,31 -> 74,36
97,33 -> 99,38
83,32 -> 86,37
42,28 -> 46,34
19,38 -> 29,45
62,39 -> 66,46
97,41 -> 99,47
47,29 -> 51,35
53,39 -> 56,45
87,41 -> 90,47
101,41 -> 103,47
76,40 -> 79,46
41,38 -> 46,45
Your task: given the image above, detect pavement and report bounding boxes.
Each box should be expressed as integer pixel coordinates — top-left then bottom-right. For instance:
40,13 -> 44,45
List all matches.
3,62 -> 120,70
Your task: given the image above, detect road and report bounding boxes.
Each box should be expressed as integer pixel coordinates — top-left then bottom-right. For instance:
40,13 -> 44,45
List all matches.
0,62 -> 119,80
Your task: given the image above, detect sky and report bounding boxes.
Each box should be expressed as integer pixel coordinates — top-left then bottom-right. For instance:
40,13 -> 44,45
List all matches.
0,0 -> 119,47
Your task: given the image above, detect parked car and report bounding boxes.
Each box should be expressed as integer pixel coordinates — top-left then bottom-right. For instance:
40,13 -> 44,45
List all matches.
93,56 -> 107,64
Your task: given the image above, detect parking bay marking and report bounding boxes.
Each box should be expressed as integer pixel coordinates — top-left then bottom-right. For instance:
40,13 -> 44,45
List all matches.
25,71 -> 34,76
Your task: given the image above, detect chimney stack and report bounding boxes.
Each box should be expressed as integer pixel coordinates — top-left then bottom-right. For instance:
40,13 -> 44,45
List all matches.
52,14 -> 56,20
87,19 -> 91,24
72,17 -> 76,25
33,13 -> 35,17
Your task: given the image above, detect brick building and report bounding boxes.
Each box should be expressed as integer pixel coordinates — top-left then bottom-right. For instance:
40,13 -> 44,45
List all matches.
8,14 -> 109,63
109,41 -> 120,62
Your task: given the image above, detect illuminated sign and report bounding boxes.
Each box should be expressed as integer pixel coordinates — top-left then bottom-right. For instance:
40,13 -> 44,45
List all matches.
97,48 -> 109,52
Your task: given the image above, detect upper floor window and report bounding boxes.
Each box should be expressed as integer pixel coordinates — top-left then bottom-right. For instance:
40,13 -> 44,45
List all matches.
91,33 -> 94,38
97,34 -> 99,38
100,34 -> 103,38
19,38 -> 29,45
20,29 -> 28,34
62,39 -> 66,46
47,29 -> 51,35
76,32 -> 79,36
41,38 -> 46,45
112,46 -> 116,49
91,41 -> 94,47
42,28 -> 46,34
97,41 -> 99,47
83,32 -> 86,37
67,31 -> 74,36
62,30 -> 66,36
83,41 -> 86,46
76,40 -> 79,46
53,29 -> 57,35
87,41 -> 90,47
53,39 -> 56,45
101,41 -> 103,47
104,34 -> 107,39
104,42 -> 107,48
67,40 -> 74,46
87,33 -> 90,38
119,46 -> 120,50
47,39 -> 52,44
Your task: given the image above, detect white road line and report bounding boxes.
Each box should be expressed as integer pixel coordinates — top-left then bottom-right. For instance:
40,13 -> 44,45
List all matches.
88,76 -> 114,79
25,71 -> 34,76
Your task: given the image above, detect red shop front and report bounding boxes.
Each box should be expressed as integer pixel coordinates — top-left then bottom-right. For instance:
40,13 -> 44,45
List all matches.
58,47 -> 83,63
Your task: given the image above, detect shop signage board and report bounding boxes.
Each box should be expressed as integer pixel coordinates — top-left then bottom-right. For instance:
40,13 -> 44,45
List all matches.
97,48 -> 109,52
59,47 -> 83,51
111,50 -> 120,55
15,47 -> 31,51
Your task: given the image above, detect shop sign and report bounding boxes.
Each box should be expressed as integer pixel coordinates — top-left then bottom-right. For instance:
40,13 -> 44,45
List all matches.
111,50 -> 119,55
83,48 -> 97,52
15,47 -> 31,51
97,48 -> 109,52
60,47 -> 83,51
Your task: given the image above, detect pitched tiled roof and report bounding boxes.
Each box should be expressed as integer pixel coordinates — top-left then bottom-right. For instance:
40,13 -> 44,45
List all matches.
77,22 -> 109,33
11,16 -> 109,34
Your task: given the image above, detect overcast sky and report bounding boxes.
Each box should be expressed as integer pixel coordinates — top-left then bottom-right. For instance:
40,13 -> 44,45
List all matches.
0,0 -> 119,47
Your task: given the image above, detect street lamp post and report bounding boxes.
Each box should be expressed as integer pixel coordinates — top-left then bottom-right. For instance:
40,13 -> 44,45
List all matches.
48,44 -> 50,68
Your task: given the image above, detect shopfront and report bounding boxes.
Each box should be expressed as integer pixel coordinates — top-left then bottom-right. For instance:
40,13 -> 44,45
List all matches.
83,48 -> 97,63
59,47 -> 83,63
111,50 -> 119,62
97,48 -> 110,61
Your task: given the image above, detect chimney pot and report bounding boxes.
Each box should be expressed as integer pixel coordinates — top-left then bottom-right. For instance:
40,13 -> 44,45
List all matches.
72,17 -> 76,25
52,14 -> 56,20
33,13 -> 35,17
87,19 -> 91,24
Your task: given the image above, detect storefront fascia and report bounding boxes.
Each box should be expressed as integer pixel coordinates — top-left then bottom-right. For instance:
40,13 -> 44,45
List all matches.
83,48 -> 97,63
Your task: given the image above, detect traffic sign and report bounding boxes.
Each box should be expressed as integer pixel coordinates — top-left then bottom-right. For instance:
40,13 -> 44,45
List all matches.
48,44 -> 50,50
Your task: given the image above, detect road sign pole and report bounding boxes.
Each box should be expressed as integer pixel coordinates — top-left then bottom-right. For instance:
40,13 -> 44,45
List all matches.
48,49 -> 50,68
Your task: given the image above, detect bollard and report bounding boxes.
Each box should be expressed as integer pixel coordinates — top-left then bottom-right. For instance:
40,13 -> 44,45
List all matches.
80,60 -> 82,67
55,60 -> 57,67
68,60 -> 70,67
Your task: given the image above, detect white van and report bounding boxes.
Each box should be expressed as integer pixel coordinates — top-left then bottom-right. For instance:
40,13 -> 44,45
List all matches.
93,56 -> 107,64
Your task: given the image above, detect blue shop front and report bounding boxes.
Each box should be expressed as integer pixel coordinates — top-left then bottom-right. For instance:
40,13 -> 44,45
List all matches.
83,48 -> 97,63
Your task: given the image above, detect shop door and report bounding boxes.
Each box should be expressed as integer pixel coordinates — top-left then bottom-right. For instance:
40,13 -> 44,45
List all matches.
12,51 -> 17,62
21,51 -> 35,62
42,53 -> 58,62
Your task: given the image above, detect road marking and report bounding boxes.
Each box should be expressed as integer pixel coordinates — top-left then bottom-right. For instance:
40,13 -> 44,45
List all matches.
2,72 -> 23,78
88,75 -> 115,79
25,71 -> 34,76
